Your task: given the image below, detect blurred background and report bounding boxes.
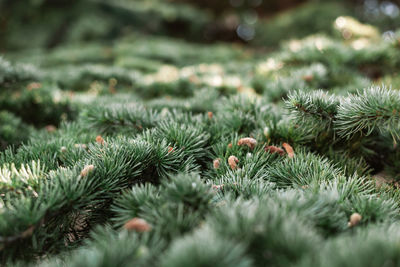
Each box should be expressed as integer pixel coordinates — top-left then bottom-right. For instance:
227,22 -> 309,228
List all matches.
1,0 -> 400,149
1,0 -> 400,51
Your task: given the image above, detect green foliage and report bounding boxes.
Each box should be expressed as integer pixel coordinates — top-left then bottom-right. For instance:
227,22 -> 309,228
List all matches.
336,87 -> 400,141
160,227 -> 252,267
206,198 -> 321,267
303,224 -> 400,267
112,172 -> 214,242
266,149 -> 341,188
0,111 -> 32,149
41,226 -> 165,267
2,2 -> 400,266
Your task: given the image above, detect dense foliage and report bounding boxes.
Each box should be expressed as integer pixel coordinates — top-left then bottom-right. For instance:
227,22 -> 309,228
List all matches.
2,0 -> 400,266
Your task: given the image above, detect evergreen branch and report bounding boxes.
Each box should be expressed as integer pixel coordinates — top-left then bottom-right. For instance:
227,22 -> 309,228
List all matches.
286,90 -> 339,133
335,86 -> 400,141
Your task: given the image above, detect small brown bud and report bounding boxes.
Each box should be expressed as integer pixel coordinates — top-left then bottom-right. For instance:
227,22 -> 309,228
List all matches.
228,155 -> 239,170
302,75 -> 314,82
208,111 -> 213,119
80,165 -> 95,177
237,137 -> 257,149
124,218 -> 151,232
96,135 -> 105,145
282,143 -> 294,158
228,143 -> 233,149
348,213 -> 362,227
264,145 -> 285,156
213,158 -> 221,169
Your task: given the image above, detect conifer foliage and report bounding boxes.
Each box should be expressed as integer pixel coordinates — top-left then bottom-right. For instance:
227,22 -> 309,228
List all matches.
2,1 -> 400,266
